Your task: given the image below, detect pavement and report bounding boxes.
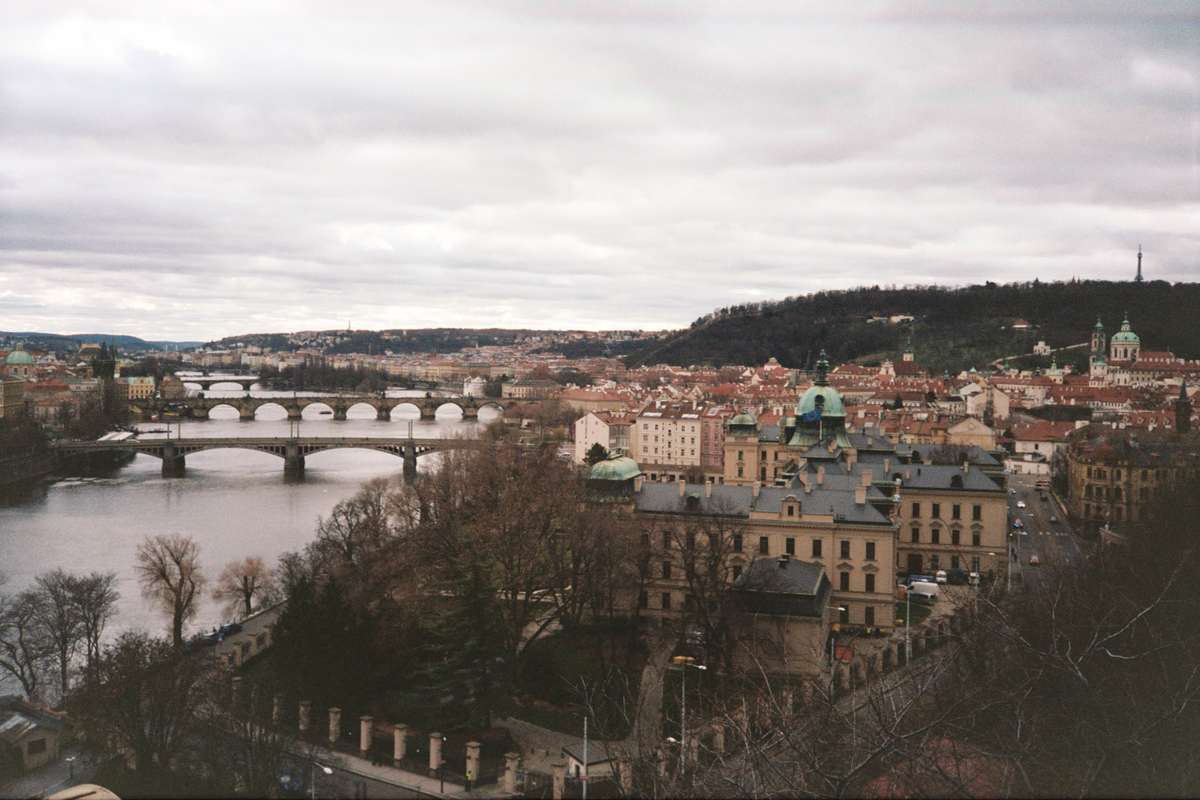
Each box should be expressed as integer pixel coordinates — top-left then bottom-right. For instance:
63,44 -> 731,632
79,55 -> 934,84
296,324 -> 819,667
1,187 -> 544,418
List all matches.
288,742 -> 466,799
0,748 -> 95,800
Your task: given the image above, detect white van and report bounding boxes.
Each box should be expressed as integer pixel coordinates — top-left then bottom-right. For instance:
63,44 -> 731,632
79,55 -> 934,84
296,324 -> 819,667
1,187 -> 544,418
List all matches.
908,581 -> 939,601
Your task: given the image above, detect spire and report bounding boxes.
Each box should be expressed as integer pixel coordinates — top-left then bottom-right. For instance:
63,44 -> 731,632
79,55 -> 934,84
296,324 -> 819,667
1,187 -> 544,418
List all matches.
1094,316 -> 1104,331
1136,245 -> 1144,283
815,350 -> 830,386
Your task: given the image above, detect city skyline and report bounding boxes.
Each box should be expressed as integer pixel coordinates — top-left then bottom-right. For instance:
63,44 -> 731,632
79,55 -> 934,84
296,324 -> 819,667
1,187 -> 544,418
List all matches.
2,2 -> 1197,340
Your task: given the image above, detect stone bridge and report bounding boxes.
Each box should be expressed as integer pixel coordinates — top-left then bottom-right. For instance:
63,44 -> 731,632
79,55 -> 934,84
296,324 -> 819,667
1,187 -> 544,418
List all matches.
134,393 -> 506,421
52,436 -> 467,479
178,374 -> 263,391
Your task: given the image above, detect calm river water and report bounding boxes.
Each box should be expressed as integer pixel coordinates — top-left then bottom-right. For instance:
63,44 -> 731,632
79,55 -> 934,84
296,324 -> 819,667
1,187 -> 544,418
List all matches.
0,387 -> 499,643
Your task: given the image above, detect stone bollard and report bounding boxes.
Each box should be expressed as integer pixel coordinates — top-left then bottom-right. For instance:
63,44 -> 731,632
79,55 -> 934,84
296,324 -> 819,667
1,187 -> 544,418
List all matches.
360,716 -> 373,756
503,752 -> 521,794
328,707 -> 341,745
781,686 -> 795,713
852,659 -> 867,685
711,722 -> 725,755
299,700 -> 311,733
617,759 -> 632,794
273,693 -> 283,726
836,663 -> 850,695
393,724 -> 408,765
801,680 -> 815,705
429,732 -> 443,775
686,736 -> 700,766
656,748 -> 668,777
466,741 -> 481,789
551,762 -> 566,800
914,634 -> 926,656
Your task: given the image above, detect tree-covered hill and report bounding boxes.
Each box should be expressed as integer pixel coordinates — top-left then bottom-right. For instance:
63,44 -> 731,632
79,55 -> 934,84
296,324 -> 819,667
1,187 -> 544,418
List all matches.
624,280 -> 1199,374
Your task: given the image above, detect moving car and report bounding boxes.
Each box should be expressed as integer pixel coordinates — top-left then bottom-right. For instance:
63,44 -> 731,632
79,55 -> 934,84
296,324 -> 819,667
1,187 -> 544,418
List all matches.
1029,554 -> 1041,566
935,570 -> 948,584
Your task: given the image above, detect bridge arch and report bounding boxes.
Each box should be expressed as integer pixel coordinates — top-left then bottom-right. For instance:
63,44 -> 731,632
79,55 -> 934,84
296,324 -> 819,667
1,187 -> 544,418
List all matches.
252,401 -> 289,420
202,402 -> 243,420
346,401 -> 381,419
434,401 -> 465,417
388,402 -> 422,419
300,401 -> 335,420
476,401 -> 505,416
207,380 -> 252,392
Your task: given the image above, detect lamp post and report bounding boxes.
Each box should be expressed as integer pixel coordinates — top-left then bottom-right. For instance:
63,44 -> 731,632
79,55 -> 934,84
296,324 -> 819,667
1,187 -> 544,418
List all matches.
65,755 -> 76,782
311,761 -> 333,800
668,655 -> 706,776
439,734 -> 447,794
831,606 -> 848,696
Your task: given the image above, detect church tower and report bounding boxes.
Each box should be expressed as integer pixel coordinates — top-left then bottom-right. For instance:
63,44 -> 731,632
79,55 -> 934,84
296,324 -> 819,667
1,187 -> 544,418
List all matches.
1177,380 -> 1193,434
1089,317 -> 1107,381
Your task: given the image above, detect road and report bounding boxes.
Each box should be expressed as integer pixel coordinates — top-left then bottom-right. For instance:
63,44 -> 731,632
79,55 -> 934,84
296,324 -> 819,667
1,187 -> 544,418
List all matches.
1005,473 -> 1086,591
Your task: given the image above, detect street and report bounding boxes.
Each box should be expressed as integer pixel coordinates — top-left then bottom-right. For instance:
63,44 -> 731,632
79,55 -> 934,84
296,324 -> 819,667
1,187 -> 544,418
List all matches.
1005,473 -> 1086,592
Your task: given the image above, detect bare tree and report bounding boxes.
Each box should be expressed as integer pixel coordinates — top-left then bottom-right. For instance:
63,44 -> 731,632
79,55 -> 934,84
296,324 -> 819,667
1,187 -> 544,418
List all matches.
136,533 -> 206,648
33,569 -> 82,701
212,556 -> 277,619
0,587 -> 52,701
69,571 -> 119,686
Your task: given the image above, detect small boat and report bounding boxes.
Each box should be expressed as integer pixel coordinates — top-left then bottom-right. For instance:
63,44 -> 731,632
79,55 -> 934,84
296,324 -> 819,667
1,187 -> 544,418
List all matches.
318,410 -> 332,416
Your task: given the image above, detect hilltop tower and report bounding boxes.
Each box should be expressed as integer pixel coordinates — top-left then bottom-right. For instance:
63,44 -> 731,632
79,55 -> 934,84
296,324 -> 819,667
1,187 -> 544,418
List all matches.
1135,245 -> 1144,283
1177,380 -> 1193,434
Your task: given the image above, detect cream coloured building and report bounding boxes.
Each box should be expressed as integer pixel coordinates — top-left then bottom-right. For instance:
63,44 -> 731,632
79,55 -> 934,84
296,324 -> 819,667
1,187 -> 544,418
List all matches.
633,402 -> 703,478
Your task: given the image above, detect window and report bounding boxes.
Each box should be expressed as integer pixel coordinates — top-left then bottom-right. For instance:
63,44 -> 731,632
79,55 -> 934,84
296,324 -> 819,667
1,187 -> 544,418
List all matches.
840,540 -> 851,559
733,533 -> 743,553
731,564 -> 742,580
661,561 -> 672,579
662,531 -> 671,550
866,541 -> 876,561
865,574 -> 875,593
759,536 -> 769,555
737,466 -> 744,478
737,450 -> 744,461
952,504 -> 961,520
911,502 -> 921,518
865,606 -> 875,626
930,554 -> 940,569
786,537 -> 795,555
1115,470 -> 1122,480
932,503 -> 941,519
786,505 -> 795,517
839,607 -> 850,625
972,531 -> 981,547
27,738 -> 46,756
640,532 -> 649,548
931,528 -> 941,544
638,591 -> 648,609
911,527 -> 920,543
686,531 -> 696,550
951,555 -> 960,569
951,529 -> 960,545
972,504 -> 982,521
839,571 -> 851,591
971,556 -> 980,572
661,592 -> 672,610
812,539 -> 823,558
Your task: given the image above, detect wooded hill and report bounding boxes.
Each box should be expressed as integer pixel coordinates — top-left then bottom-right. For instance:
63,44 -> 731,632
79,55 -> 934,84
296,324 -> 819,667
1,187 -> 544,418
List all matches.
623,280 -> 1200,374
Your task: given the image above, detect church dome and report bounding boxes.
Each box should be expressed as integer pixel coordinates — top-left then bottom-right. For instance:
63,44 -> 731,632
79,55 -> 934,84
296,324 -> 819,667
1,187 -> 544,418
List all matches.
729,411 -> 758,429
589,456 -> 642,482
5,347 -> 33,366
1110,314 -> 1140,344
796,383 -> 846,418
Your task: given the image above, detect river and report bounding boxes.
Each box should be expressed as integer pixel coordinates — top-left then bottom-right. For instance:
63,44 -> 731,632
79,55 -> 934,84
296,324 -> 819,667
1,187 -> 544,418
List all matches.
0,386 -> 501,643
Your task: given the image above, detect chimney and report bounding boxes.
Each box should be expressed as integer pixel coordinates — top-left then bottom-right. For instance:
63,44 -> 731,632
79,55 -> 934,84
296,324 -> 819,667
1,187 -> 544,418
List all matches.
798,471 -> 809,488
884,457 -> 891,473
678,478 -> 686,497
855,486 -> 866,505
817,465 -> 825,486
861,468 -> 873,487
752,481 -> 761,498
962,459 -> 970,473
847,451 -> 858,468
634,475 -> 644,493
704,481 -> 713,498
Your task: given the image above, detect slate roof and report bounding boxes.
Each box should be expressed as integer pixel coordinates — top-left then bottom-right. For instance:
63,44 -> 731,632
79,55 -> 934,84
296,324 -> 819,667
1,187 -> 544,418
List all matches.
894,464 -> 1002,492
733,557 -> 830,618
634,481 -> 893,525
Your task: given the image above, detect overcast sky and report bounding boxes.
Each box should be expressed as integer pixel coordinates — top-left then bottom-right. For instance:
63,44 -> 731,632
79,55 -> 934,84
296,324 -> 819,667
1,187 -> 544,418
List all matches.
1,2 -> 1197,340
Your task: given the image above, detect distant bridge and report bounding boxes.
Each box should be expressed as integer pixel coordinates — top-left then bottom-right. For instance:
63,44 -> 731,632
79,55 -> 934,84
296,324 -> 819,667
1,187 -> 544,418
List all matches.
177,374 -> 263,390
131,393 -> 506,421
51,436 -> 470,479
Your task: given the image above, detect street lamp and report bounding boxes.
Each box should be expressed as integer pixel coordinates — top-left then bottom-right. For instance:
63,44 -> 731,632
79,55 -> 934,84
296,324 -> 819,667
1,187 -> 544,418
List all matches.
65,755 -> 76,782
668,655 -> 706,776
310,761 -> 333,800
439,734 -> 447,793
831,606 -> 848,695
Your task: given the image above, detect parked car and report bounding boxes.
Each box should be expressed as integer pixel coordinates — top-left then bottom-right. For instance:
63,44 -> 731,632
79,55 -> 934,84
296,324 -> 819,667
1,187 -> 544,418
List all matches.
946,568 -> 969,585
967,571 -> 981,586
1050,515 -> 1058,523
1016,500 -> 1026,509
909,581 -> 939,601
1029,554 -> 1041,566
935,570 -> 948,585
906,574 -> 936,587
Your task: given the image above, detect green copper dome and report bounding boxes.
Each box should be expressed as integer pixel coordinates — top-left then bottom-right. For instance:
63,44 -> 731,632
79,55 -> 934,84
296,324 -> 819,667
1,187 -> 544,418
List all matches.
589,456 -> 642,482
796,384 -> 846,417
1110,314 -> 1140,344
5,346 -> 33,366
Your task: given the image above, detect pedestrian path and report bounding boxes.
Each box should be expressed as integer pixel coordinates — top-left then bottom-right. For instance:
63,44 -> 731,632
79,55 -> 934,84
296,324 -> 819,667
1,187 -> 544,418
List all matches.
296,742 -> 465,798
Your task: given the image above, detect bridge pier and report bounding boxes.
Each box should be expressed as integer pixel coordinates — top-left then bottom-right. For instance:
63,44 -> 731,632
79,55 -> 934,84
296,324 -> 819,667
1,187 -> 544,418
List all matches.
419,405 -> 436,421
190,406 -> 210,420
161,445 -> 186,478
377,406 -> 391,421
239,405 -> 255,422
286,405 -> 303,421
333,406 -> 348,421
403,442 -> 417,481
284,442 -> 305,477
461,406 -> 478,420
